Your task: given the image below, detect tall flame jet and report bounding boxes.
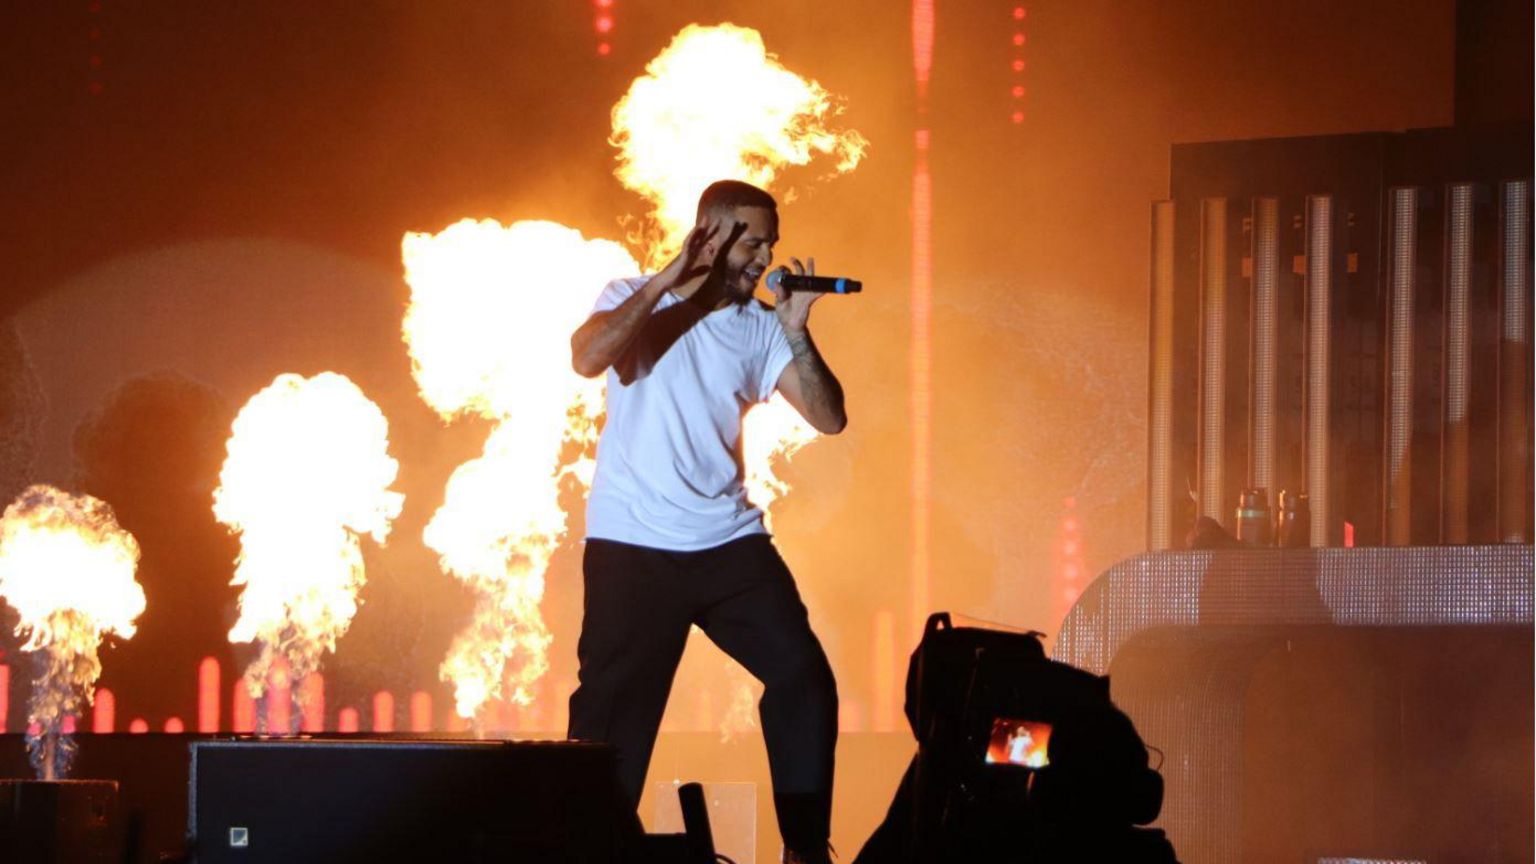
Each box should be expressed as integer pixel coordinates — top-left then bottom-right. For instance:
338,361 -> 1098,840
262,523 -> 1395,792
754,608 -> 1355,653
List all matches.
612,22 -> 868,269
214,372 -> 403,731
0,485 -> 144,779
402,219 -> 639,722
611,21 -> 866,521
405,23 -> 865,730
610,23 -> 868,732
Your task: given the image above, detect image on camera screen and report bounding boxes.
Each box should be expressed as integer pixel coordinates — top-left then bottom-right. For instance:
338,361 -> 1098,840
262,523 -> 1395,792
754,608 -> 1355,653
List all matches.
983,717 -> 1051,769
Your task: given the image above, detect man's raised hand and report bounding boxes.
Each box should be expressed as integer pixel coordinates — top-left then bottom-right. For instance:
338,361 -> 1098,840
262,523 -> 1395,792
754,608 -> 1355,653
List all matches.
652,219 -> 747,298
770,255 -> 822,334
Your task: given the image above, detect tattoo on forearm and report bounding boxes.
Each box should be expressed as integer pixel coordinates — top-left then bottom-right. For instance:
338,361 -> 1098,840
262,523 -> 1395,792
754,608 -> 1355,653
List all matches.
786,330 -> 845,428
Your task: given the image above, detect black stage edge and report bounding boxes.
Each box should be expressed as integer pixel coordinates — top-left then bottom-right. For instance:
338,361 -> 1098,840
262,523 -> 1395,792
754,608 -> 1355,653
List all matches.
0,733 -> 658,864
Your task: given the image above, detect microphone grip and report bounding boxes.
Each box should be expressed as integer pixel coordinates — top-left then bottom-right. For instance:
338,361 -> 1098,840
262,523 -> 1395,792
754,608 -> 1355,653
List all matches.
768,272 -> 863,294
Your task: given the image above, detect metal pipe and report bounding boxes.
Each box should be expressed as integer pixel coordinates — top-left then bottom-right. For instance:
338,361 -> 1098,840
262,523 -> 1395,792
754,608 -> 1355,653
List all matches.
1149,201 -> 1176,549
1199,198 -> 1228,526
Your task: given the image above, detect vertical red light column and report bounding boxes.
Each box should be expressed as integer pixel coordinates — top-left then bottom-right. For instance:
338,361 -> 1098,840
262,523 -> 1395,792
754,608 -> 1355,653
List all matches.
593,0 -> 615,57
0,664 -> 10,731
1009,7 -> 1028,124
93,688 -> 115,733
300,673 -> 325,733
266,658 -> 292,734
1053,498 -> 1085,630
198,657 -> 220,732
373,691 -> 395,733
232,681 -> 256,733
410,692 -> 433,733
910,0 -> 935,647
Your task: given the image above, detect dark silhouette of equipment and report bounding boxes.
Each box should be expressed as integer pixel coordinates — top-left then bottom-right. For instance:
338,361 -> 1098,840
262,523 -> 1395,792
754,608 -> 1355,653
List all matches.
854,613 -> 1176,863
677,782 -> 720,864
0,779 -> 119,864
188,738 -> 640,863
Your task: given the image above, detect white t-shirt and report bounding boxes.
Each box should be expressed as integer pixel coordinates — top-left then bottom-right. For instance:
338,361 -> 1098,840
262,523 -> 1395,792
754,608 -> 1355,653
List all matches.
585,275 -> 795,551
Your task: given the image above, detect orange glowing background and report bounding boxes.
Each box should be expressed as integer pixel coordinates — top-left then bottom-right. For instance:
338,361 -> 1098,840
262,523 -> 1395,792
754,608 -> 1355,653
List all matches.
0,0 -> 1472,858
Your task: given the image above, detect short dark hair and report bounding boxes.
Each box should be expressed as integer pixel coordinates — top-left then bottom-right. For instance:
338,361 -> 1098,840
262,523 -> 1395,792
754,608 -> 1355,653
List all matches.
696,180 -> 777,222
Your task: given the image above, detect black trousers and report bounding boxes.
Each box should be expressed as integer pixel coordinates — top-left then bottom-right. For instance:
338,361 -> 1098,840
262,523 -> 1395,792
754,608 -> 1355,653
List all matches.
568,534 -> 838,852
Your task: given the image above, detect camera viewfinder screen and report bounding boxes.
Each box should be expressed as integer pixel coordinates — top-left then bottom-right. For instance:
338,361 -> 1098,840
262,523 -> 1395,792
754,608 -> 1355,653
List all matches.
984,717 -> 1051,768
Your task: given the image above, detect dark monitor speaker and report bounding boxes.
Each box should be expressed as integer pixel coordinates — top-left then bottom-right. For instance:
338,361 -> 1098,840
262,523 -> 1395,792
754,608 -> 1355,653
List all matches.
188,738 -> 639,864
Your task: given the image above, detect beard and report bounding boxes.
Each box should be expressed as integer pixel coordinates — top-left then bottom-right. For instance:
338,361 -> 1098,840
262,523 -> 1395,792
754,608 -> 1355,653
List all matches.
724,262 -> 760,304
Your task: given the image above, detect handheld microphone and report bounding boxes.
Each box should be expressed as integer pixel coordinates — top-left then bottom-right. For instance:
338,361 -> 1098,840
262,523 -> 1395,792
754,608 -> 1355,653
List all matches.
766,269 -> 862,294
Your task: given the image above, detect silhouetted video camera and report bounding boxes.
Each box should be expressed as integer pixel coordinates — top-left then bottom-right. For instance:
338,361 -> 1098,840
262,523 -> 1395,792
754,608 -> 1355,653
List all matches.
855,613 -> 1177,863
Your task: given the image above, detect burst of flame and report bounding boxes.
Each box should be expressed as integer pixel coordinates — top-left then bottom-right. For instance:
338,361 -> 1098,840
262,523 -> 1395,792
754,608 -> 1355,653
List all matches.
611,22 -> 868,268
401,218 -> 639,720
612,23 -> 866,737
213,372 -> 403,730
0,484 -> 143,779
743,394 -> 821,527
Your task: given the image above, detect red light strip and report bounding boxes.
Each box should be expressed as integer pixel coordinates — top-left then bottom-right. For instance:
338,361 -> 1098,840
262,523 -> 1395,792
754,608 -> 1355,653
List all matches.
911,133 -> 933,642
266,658 -> 292,733
300,673 -> 326,733
912,0 -> 935,106
1010,6 -> 1028,123
410,691 -> 433,732
593,0 -> 615,57
373,691 -> 395,733
232,680 -> 256,733
1054,498 -> 1085,628
909,4 -> 935,659
198,656 -> 220,732
93,688 -> 116,733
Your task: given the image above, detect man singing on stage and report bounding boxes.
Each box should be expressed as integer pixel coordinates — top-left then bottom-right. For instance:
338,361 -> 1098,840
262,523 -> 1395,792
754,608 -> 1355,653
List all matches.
568,180 -> 845,864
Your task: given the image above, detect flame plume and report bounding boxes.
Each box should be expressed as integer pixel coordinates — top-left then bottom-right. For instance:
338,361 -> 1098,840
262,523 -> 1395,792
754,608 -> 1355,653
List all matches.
0,485 -> 143,779
613,21 -> 866,526
214,373 -> 403,731
612,23 -> 867,735
743,395 -> 821,526
611,22 -> 868,268
401,219 -> 639,721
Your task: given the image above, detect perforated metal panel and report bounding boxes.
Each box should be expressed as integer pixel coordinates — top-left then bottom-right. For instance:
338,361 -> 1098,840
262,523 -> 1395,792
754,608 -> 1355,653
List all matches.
1054,545 -> 1533,864
1500,180 -> 1532,542
1501,181 -> 1529,344
1385,188 -> 1419,545
1443,184 -> 1475,543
